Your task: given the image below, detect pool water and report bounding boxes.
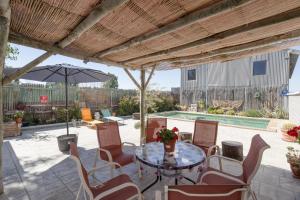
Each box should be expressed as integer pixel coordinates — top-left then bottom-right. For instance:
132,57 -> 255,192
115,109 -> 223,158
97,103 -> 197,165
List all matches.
154,111 -> 270,129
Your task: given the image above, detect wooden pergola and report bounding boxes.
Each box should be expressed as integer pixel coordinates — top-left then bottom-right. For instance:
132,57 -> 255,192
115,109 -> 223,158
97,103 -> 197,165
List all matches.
1,0 -> 300,193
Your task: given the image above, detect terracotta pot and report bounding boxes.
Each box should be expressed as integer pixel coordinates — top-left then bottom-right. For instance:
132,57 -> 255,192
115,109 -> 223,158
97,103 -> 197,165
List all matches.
164,139 -> 176,153
15,118 -> 22,124
281,129 -> 297,142
290,163 -> 300,179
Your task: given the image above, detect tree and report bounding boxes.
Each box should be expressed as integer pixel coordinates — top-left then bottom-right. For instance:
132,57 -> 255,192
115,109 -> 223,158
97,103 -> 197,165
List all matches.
6,43 -> 19,60
103,73 -> 118,89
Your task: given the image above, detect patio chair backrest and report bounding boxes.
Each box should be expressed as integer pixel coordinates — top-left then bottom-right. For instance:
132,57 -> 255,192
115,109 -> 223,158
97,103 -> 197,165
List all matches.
69,142 -> 94,198
81,108 -> 92,121
101,109 -> 111,118
146,118 -> 167,143
167,184 -> 245,200
96,121 -> 122,160
242,134 -> 270,184
193,120 -> 218,153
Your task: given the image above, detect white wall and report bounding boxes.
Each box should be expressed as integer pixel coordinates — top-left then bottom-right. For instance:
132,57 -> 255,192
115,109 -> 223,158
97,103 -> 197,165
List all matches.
289,94 -> 300,124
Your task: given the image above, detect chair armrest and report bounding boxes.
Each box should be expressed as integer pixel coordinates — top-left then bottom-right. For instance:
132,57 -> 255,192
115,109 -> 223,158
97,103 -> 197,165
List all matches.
88,162 -> 122,175
207,145 -> 221,157
208,155 -> 243,166
122,142 -> 136,147
207,154 -> 242,172
167,186 -> 247,198
98,148 -> 113,163
199,170 -> 245,185
94,182 -> 142,200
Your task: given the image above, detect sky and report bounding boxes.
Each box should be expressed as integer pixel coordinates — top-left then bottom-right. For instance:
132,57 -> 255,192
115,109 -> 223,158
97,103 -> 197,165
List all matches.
5,44 -> 180,91
5,43 -> 300,92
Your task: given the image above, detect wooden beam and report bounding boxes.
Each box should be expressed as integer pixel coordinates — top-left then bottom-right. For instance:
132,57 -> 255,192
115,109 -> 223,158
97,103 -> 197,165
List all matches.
145,66 -> 155,88
0,0 -> 10,194
143,29 -> 300,67
8,33 -> 131,69
3,52 -> 53,85
164,37 -> 300,69
124,7 -> 300,65
139,68 -> 146,145
4,0 -> 129,84
123,68 -> 141,90
93,0 -> 252,58
58,0 -> 128,48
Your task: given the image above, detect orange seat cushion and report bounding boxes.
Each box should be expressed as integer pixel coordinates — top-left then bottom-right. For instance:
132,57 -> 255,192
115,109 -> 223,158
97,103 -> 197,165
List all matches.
91,174 -> 138,200
81,108 -> 92,121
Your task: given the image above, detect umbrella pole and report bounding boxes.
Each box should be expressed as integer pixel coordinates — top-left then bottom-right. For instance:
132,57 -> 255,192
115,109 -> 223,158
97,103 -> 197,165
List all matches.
65,68 -> 69,136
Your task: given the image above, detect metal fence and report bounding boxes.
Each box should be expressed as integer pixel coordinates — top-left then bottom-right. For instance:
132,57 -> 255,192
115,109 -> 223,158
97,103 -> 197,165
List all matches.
3,83 -> 137,113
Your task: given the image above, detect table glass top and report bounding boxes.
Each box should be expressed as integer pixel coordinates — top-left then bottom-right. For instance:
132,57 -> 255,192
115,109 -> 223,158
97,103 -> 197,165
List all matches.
135,141 -> 206,170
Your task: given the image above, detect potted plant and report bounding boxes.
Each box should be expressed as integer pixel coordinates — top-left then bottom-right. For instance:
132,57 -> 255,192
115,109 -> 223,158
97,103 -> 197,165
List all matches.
14,111 -> 24,124
281,122 -> 298,142
286,147 -> 300,178
156,127 -> 179,154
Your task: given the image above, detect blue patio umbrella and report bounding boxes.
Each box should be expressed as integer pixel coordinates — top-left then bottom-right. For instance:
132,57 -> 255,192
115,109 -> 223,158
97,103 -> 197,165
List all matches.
4,63 -> 112,136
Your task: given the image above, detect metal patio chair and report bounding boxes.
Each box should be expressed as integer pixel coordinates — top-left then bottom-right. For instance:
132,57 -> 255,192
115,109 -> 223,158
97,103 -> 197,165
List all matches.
156,184 -> 248,200
144,117 -> 167,143
70,142 -> 142,200
198,134 -> 270,200
94,121 -> 141,177
188,119 -> 219,156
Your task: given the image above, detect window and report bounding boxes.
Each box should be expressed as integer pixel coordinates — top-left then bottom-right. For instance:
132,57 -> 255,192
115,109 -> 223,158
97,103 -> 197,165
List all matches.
253,60 -> 267,76
187,69 -> 196,80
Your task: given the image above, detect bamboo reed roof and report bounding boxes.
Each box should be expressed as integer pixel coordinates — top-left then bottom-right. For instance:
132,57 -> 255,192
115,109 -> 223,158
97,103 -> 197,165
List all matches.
8,0 -> 300,70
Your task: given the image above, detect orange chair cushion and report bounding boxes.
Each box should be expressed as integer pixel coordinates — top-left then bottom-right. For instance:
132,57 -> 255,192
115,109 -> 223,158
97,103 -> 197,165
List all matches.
91,174 -> 138,199
81,108 -> 92,121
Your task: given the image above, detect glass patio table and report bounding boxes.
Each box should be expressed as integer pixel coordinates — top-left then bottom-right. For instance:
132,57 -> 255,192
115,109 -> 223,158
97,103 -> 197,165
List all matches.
135,141 -> 206,193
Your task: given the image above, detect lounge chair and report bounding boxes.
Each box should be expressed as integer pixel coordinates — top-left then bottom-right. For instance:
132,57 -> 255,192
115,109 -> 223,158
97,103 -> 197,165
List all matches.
198,134 -> 270,200
94,121 -> 141,177
81,108 -> 103,128
156,184 -> 247,200
145,117 -> 167,143
187,119 -> 219,156
101,108 -> 124,123
70,142 -> 142,200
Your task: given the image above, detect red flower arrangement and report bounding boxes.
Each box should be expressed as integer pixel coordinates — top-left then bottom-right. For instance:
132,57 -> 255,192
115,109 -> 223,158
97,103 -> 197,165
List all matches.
287,126 -> 300,143
156,126 -> 179,143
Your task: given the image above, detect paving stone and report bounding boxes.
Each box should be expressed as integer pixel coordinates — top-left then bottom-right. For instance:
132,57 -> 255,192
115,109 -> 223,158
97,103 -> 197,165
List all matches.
2,119 -> 299,200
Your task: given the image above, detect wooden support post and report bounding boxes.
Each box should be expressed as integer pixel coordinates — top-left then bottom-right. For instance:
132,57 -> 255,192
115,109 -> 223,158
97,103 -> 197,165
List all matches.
145,66 -> 155,88
123,68 -> 141,90
140,68 -> 146,145
0,0 -> 10,194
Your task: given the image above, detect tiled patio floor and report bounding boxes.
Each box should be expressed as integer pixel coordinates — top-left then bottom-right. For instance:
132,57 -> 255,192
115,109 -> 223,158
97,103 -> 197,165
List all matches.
1,119 -> 300,200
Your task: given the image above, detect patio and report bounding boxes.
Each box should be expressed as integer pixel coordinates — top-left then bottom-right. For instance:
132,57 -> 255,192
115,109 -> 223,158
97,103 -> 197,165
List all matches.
1,119 -> 299,200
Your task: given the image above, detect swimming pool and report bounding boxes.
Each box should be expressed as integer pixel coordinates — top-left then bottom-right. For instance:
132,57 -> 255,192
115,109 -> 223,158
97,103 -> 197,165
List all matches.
153,111 -> 270,129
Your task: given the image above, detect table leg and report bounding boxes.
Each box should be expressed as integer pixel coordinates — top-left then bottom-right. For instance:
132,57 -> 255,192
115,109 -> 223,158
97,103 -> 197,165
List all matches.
142,170 -> 160,193
181,176 -> 196,184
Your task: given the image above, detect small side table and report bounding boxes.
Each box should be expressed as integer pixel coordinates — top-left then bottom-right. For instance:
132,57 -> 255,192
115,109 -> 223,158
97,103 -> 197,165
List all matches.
222,141 -> 243,161
178,132 -> 193,141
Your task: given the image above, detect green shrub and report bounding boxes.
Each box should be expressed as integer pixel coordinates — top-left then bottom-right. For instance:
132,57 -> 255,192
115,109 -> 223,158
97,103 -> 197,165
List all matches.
207,107 -> 217,114
118,96 -> 139,116
215,108 -> 225,114
225,110 -> 236,115
55,108 -> 67,122
274,107 -> 288,119
153,96 -> 176,112
244,109 -> 263,118
69,106 -> 81,120
22,112 -> 34,124
238,111 -> 247,117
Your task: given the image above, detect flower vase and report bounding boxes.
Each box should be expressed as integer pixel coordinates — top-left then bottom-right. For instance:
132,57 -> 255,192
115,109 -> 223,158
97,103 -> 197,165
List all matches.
164,139 -> 176,154
281,129 -> 297,142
